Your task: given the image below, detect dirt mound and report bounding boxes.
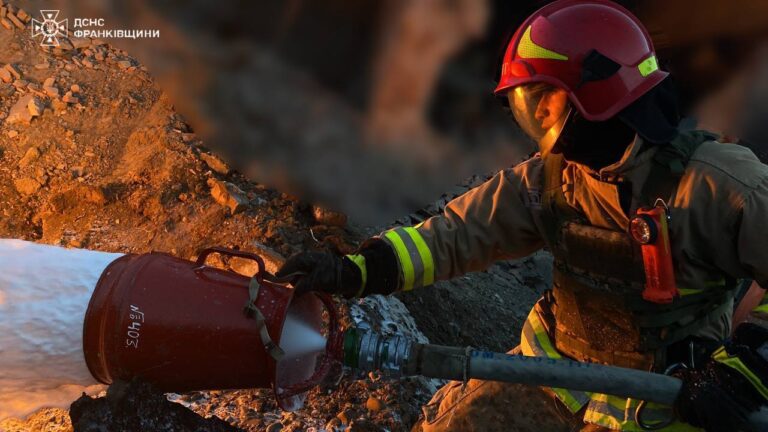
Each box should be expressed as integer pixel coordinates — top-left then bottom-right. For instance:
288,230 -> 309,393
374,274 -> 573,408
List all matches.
70,381 -> 239,432
0,3 -> 547,431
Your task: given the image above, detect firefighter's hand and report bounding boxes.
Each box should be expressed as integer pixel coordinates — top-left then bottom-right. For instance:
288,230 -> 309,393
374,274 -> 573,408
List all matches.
674,323 -> 768,432
275,250 -> 362,298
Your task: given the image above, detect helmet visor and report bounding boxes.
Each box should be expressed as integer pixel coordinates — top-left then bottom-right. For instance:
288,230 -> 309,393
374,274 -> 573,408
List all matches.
508,83 -> 572,155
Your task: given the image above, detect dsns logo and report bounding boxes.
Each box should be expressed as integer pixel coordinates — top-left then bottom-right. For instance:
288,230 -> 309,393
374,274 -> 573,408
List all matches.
31,10 -> 68,47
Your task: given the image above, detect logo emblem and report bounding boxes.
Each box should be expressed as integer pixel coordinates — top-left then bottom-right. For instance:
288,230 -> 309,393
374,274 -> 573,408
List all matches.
31,10 -> 68,47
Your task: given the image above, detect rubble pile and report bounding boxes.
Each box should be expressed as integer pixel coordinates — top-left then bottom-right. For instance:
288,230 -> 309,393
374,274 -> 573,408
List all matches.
0,1 -> 548,430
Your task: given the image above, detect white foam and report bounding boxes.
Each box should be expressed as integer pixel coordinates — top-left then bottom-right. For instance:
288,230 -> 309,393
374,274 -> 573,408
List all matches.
0,239 -> 123,420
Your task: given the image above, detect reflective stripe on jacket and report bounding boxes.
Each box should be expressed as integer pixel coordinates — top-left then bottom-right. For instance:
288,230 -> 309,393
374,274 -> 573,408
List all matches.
521,305 -> 702,431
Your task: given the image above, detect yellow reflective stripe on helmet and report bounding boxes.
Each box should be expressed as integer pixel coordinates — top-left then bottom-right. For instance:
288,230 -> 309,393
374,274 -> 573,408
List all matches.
383,230 -> 415,291
713,346 -> 768,400
402,227 -> 435,287
638,55 -> 659,77
346,254 -> 367,298
517,25 -> 568,61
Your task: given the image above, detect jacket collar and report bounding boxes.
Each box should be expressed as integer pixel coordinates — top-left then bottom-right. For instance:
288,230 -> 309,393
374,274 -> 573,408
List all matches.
569,135 -> 657,182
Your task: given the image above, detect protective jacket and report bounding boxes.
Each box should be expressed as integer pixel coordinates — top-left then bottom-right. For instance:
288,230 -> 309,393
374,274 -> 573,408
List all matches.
362,132 -> 768,430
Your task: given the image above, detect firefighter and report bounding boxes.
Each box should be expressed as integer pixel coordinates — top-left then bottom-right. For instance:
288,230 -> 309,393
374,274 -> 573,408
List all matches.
277,1 -> 768,430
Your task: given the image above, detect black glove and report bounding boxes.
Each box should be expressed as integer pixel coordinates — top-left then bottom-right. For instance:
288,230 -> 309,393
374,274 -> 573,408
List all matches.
674,323 -> 768,432
275,250 -> 362,298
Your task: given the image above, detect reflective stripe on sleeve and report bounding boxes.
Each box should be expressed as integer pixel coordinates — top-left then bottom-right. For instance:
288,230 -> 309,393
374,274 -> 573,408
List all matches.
382,227 -> 435,291
713,346 -> 768,400
345,254 -> 367,298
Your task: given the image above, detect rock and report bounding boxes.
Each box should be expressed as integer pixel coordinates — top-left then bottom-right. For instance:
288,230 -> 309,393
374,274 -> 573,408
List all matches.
325,418 -> 344,431
16,9 -> 30,23
27,96 -> 44,117
117,60 -> 132,69
365,397 -> 384,412
18,146 -> 40,168
51,98 -> 68,112
34,62 -> 49,70
4,63 -> 21,79
43,77 -> 55,88
13,177 -> 41,195
0,83 -> 13,96
7,12 -> 23,29
71,37 -> 91,49
81,58 -> 95,69
7,94 -> 35,124
207,178 -> 249,215
0,18 -> 12,30
57,38 -> 74,51
199,152 -> 230,175
70,84 -> 81,93
336,409 -> 355,425
77,185 -> 107,204
312,205 -> 348,227
62,91 -> 79,104
44,86 -> 59,98
265,422 -> 283,432
181,133 -> 197,143
7,130 -> 18,138
0,67 -> 11,83
229,242 -> 286,276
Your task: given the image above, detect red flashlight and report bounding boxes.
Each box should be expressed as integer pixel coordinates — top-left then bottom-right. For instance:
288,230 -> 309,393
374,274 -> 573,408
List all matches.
629,204 -> 678,304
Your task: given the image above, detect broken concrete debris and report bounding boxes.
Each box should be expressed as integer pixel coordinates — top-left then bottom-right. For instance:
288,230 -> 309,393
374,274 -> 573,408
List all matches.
62,91 -> 79,104
208,178 -> 249,215
27,96 -> 44,117
199,152 -> 230,175
7,94 -> 35,124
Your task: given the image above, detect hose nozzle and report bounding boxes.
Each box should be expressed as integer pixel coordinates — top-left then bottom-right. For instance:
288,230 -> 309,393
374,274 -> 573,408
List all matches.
342,328 -> 413,377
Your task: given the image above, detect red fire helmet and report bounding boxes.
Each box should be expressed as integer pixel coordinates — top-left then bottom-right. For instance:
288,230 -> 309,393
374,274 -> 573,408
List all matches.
495,0 -> 667,122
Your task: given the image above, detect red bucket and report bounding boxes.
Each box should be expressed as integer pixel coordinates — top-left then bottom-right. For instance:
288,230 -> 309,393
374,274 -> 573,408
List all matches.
83,246 -> 342,410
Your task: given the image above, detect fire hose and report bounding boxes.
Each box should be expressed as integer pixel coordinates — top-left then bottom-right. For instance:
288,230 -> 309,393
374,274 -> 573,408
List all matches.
341,328 -> 768,431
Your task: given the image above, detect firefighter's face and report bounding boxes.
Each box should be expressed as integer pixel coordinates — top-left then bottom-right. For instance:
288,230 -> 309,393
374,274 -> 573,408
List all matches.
507,83 -> 572,156
534,88 -> 569,130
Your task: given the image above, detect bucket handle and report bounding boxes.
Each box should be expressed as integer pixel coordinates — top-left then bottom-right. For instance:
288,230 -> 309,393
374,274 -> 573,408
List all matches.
195,247 -> 267,281
195,247 -> 288,361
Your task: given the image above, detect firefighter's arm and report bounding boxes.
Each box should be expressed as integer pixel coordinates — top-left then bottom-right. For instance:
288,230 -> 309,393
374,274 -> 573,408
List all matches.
674,177 -> 768,430
351,159 -> 545,295
736,176 -> 768,293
